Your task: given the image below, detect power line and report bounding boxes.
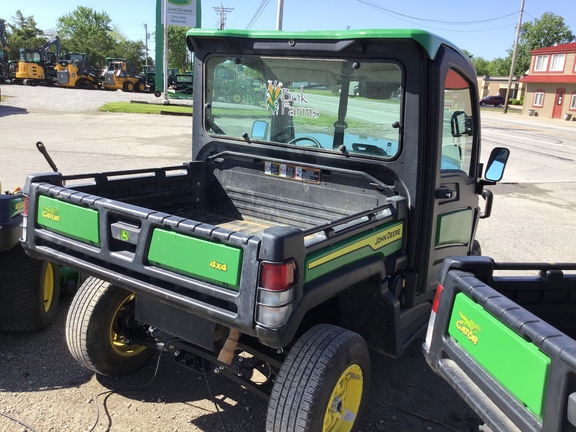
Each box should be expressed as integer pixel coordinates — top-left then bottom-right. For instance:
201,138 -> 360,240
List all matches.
357,0 -> 519,26
245,0 -> 271,30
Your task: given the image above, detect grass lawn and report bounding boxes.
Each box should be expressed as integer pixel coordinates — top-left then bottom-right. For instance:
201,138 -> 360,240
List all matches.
99,101 -> 193,115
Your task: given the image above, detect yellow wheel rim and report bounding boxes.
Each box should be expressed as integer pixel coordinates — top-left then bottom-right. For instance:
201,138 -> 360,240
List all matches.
323,364 -> 363,432
232,94 -> 242,103
43,262 -> 55,313
109,293 -> 147,357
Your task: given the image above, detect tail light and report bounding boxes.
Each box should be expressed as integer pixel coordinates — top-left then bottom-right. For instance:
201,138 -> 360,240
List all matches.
256,260 -> 297,328
21,196 -> 29,242
425,283 -> 444,349
432,283 -> 444,314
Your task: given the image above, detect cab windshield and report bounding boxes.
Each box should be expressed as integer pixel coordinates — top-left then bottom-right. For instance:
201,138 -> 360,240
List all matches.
204,55 -> 403,160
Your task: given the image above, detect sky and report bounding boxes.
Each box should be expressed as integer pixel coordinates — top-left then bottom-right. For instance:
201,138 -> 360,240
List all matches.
1,0 -> 575,61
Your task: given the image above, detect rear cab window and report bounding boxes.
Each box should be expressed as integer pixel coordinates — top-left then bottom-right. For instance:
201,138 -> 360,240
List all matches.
204,56 -> 403,160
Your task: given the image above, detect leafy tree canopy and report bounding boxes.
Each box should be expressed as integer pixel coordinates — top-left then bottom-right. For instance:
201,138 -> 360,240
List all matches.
5,10 -> 46,58
4,7 -> 154,69
511,12 -> 575,75
56,7 -> 116,67
167,26 -> 189,73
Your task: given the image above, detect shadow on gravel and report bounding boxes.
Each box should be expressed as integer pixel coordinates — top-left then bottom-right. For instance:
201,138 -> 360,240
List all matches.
0,105 -> 28,118
91,336 -> 482,432
0,290 -> 481,431
0,294 -> 93,392
95,353 -> 268,431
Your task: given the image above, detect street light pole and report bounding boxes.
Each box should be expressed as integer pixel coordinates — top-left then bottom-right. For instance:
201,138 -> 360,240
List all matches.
276,0 -> 284,31
143,23 -> 149,68
503,0 -> 525,114
163,0 -> 170,104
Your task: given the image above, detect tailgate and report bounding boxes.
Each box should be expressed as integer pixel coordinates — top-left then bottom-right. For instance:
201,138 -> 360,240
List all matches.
423,256 -> 576,432
22,168 -> 261,334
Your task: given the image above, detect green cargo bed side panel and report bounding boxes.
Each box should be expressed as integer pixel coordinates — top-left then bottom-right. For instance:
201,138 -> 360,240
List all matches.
37,196 -> 100,245
148,228 -> 243,289
449,293 -> 550,420
305,221 -> 403,282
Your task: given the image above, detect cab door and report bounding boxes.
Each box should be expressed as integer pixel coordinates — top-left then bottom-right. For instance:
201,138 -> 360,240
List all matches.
425,63 -> 481,292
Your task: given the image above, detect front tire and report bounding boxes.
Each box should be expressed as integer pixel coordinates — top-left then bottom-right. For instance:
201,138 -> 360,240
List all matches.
266,324 -> 370,432
123,81 -> 135,92
66,277 -> 154,376
469,239 -> 482,256
0,245 -> 60,331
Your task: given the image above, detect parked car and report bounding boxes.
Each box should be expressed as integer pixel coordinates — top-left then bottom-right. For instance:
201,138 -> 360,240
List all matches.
479,95 -> 504,107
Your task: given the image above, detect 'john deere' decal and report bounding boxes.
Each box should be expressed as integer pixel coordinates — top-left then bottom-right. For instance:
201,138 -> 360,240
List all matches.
305,221 -> 403,282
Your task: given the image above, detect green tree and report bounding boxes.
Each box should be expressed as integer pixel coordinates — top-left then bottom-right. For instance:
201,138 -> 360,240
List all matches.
472,57 -> 492,76
6,10 -> 46,59
487,57 -> 511,76
461,49 -> 492,76
111,38 -> 146,67
56,6 -> 116,67
511,12 -> 575,75
167,26 -> 190,72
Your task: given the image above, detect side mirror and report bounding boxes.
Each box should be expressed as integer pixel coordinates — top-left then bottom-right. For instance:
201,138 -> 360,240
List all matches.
450,110 -> 473,137
252,120 -> 269,140
485,147 -> 509,182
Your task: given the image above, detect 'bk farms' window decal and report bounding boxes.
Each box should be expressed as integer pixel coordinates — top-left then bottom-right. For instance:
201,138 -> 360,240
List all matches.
266,80 -> 320,118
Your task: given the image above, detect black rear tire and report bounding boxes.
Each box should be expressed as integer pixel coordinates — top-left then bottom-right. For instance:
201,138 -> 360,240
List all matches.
66,277 -> 155,376
0,245 -> 60,331
266,324 -> 370,432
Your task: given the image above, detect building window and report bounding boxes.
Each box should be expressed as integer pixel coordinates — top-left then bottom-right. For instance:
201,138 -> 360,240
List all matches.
534,55 -> 548,72
570,93 -> 576,111
549,54 -> 566,72
533,91 -> 545,107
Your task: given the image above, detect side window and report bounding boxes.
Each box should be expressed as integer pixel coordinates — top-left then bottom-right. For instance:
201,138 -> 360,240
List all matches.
441,69 -> 474,175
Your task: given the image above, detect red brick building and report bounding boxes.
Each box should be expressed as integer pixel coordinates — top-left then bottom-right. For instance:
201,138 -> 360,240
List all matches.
520,41 -> 576,120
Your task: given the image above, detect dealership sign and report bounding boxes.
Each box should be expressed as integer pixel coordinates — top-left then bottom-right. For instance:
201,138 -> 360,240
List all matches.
161,0 -> 198,27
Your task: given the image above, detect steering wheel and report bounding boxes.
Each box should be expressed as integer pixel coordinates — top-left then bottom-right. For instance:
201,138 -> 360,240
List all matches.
287,136 -> 322,148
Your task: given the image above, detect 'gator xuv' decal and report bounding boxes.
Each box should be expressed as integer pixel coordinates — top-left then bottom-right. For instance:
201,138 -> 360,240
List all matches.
455,311 -> 482,345
37,195 -> 100,245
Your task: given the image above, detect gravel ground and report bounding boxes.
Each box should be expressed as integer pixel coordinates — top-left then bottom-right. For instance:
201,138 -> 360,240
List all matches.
0,83 -> 191,112
0,83 -> 481,432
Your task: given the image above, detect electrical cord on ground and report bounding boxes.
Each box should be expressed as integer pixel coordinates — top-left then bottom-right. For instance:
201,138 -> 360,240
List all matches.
0,411 -> 39,432
202,369 -> 228,432
86,337 -> 231,432
88,339 -> 179,432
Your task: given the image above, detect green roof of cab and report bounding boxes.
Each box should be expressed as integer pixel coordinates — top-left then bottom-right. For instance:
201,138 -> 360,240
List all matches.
185,28 -> 465,61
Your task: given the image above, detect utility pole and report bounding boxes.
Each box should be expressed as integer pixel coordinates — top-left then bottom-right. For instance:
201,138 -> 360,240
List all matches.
276,0 -> 284,31
503,0 -> 525,114
213,3 -> 234,30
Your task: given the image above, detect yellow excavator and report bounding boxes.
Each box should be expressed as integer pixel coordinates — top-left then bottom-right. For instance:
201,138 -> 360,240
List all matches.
102,59 -> 146,92
13,35 -> 60,86
56,52 -> 100,89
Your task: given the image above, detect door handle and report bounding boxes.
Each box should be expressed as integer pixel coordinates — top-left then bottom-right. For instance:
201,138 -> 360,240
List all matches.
435,187 -> 455,199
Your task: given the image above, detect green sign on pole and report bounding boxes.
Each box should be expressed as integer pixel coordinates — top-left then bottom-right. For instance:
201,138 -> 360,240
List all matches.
155,0 -> 202,92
